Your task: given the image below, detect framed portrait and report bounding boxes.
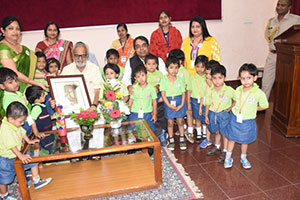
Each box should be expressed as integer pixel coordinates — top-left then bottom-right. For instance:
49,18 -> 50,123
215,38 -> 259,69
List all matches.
47,75 -> 92,114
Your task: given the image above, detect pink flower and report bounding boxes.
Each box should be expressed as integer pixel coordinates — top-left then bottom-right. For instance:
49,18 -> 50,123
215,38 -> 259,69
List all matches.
105,90 -> 116,101
82,115 -> 89,120
110,109 -> 120,118
89,111 -> 98,119
76,115 -> 81,119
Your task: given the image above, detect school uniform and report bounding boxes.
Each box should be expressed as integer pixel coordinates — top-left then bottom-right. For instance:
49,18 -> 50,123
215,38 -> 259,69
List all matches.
160,75 -> 187,119
205,84 -> 234,135
226,83 -> 269,144
128,84 -> 157,131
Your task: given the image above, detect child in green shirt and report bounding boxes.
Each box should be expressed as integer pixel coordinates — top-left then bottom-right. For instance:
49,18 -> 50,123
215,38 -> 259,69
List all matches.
101,49 -> 124,81
205,64 -> 235,163
144,54 -> 167,146
128,65 -> 157,131
0,102 -> 52,199
224,64 -> 269,169
34,52 -> 47,85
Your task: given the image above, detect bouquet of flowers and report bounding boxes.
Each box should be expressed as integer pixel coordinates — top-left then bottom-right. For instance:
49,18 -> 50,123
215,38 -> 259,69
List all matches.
99,81 -> 127,123
69,108 -> 100,126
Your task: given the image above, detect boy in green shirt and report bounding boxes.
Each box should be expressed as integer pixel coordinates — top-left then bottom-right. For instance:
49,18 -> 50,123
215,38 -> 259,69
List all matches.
0,102 -> 52,200
144,54 -> 167,146
225,64 -> 269,169
128,65 -> 157,132
205,64 -> 235,163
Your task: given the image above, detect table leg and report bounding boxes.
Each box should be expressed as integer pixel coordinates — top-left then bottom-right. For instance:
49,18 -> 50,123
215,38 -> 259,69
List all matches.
14,161 -> 31,200
153,144 -> 162,184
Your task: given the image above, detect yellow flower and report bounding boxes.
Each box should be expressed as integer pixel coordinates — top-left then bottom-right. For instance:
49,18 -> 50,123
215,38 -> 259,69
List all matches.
104,102 -> 112,108
116,92 -> 123,99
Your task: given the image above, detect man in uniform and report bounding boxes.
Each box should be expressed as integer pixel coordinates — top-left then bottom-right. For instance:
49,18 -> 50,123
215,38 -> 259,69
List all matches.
262,0 -> 299,99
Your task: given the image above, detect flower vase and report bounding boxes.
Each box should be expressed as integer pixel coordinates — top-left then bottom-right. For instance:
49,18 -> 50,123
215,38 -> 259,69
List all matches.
110,120 -> 122,137
80,125 -> 94,150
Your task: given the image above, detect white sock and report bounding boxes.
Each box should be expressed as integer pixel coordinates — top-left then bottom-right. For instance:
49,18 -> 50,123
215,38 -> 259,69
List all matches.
188,127 -> 193,134
33,176 -> 40,184
184,124 -> 187,129
196,127 -> 202,135
203,125 -> 207,135
180,136 -> 185,142
215,144 -> 221,149
223,149 -> 227,152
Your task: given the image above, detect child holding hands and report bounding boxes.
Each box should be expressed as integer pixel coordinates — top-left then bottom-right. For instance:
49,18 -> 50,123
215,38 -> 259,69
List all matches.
0,102 -> 52,200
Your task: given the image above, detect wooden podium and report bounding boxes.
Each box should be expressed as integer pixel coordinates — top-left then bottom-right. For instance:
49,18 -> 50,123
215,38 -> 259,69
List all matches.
272,25 -> 300,137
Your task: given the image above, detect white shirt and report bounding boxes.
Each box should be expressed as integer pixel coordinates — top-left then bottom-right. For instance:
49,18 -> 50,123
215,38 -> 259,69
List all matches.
61,61 -> 103,101
122,56 -> 167,86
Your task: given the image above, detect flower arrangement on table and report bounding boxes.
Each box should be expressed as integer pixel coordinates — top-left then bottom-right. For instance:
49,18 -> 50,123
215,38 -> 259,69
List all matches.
69,108 -> 100,138
98,82 -> 127,124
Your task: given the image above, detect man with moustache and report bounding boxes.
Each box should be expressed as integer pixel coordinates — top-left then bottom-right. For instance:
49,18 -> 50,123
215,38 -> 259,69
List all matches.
262,0 -> 300,99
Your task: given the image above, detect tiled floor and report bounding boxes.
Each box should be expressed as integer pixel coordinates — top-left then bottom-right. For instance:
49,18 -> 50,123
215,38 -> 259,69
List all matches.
172,102 -> 300,200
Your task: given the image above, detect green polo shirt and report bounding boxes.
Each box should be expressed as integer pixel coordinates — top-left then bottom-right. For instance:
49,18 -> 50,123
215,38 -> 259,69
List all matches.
177,65 -> 189,88
147,70 -> 163,87
130,84 -> 157,113
31,102 -> 46,120
0,117 -> 26,158
187,73 -> 206,98
34,69 -> 47,85
232,83 -> 269,120
3,91 -> 30,114
205,84 -> 235,113
160,75 -> 186,97
99,81 -> 129,99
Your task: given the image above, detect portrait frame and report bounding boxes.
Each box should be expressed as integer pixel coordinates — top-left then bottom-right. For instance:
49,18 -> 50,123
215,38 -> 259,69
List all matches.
47,75 -> 92,114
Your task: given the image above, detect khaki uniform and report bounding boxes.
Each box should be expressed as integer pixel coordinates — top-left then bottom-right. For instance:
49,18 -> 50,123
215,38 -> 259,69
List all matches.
262,13 -> 300,98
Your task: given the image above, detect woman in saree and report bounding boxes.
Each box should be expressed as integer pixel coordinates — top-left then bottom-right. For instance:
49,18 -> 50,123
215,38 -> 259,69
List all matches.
0,16 -> 48,117
110,23 -> 134,67
35,21 -> 73,72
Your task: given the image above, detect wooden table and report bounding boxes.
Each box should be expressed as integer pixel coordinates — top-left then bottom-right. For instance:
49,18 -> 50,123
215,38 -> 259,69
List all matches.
14,120 -> 162,200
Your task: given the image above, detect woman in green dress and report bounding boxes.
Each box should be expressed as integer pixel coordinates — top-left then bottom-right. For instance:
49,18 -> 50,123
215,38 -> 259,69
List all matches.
0,16 -> 48,117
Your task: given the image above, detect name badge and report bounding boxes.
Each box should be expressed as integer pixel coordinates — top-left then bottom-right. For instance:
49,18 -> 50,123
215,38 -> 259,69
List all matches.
170,100 -> 176,107
121,56 -> 126,63
138,109 -> 144,118
203,97 -> 206,104
197,97 -> 201,104
27,116 -> 34,126
236,113 -> 243,123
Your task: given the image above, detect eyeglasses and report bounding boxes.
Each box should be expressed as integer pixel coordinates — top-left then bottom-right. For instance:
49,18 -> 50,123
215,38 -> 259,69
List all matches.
74,54 -> 88,59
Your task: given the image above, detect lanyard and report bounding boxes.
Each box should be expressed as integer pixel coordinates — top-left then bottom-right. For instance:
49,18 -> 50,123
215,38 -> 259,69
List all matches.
120,38 -> 128,53
211,90 -> 226,112
194,75 -> 202,97
170,81 -> 175,100
138,86 -> 149,109
160,28 -> 170,48
238,91 -> 252,113
190,39 -> 202,61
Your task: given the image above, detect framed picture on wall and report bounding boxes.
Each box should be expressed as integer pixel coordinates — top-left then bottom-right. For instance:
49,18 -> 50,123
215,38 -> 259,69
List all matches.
47,75 -> 91,114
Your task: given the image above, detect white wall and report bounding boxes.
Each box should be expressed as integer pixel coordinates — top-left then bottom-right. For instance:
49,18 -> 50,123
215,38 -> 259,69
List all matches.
21,0 -> 278,80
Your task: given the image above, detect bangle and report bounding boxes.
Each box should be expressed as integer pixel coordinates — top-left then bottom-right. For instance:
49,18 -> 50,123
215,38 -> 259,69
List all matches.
92,104 -> 98,107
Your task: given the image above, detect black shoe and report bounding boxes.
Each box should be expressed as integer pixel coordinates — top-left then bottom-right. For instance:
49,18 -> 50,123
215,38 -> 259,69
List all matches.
196,135 -> 202,143
206,146 -> 221,156
218,151 -> 226,163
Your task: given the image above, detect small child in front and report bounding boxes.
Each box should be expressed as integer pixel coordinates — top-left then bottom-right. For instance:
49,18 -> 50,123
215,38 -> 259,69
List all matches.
25,86 -> 56,154
34,52 -> 47,85
128,65 -> 157,131
0,102 -> 52,200
144,54 -> 168,146
45,57 -> 61,76
187,55 -> 209,143
205,64 -> 235,163
224,64 -> 269,169
160,56 -> 187,150
101,49 -> 124,81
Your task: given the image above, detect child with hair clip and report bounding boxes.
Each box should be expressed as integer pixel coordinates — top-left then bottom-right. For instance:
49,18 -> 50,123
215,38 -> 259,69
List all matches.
45,57 -> 61,76
187,55 -> 209,144
34,52 -> 48,85
101,49 -> 124,81
128,65 -> 157,132
199,60 -> 220,148
224,64 -> 268,169
144,53 -> 168,146
204,64 -> 235,163
160,56 -> 187,150
168,49 -> 194,143
0,102 -> 52,200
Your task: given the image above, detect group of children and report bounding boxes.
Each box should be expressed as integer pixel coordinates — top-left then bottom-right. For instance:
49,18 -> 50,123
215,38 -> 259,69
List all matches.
0,47 -> 269,199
